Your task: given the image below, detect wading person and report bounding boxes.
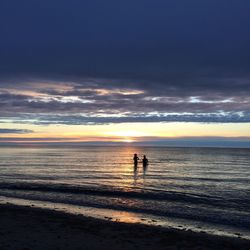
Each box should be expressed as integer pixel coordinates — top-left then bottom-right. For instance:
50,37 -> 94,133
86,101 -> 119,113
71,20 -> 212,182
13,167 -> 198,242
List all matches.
133,153 -> 139,167
142,155 -> 148,167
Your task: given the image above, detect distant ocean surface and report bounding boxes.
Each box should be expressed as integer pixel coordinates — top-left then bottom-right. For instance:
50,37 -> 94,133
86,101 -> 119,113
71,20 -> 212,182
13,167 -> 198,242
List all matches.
0,146 -> 249,238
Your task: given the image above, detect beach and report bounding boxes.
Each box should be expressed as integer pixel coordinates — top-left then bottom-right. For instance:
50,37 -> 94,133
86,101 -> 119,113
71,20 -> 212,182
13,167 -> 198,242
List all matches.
0,203 -> 249,250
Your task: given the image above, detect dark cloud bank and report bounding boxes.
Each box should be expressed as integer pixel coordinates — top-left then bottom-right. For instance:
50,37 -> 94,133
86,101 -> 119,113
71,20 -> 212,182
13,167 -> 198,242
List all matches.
0,129 -> 33,134
0,0 -> 250,125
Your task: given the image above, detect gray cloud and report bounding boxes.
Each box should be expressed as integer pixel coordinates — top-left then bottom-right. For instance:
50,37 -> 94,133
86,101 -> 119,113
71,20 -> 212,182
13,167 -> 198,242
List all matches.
0,79 -> 250,124
0,128 -> 33,134
0,1 -> 250,124
0,111 -> 249,125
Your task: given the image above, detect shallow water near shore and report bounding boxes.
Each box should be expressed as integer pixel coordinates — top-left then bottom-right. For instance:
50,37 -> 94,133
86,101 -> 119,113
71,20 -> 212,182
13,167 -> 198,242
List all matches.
0,146 -> 249,239
0,195 -> 249,240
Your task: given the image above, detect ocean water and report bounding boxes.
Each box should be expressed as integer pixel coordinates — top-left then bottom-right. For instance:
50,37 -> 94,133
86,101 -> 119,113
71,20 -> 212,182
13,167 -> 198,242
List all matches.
0,146 -> 249,238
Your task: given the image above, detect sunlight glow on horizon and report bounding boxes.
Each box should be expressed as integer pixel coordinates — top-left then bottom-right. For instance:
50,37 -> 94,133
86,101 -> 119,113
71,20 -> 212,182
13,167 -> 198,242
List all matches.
1,122 -> 250,143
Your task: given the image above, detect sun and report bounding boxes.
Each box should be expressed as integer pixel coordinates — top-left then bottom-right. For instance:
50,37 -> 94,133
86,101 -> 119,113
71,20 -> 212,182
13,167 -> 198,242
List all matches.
103,130 -> 148,143
121,138 -> 134,143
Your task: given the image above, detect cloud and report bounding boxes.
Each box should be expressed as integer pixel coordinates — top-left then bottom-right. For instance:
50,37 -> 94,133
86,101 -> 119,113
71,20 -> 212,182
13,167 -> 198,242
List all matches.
0,79 -> 250,124
0,1 -> 250,124
0,111 -> 250,125
1,1 -> 250,82
0,128 -> 33,134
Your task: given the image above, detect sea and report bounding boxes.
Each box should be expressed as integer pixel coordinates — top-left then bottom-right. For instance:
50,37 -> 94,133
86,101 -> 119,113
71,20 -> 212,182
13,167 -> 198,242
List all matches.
0,146 -> 249,239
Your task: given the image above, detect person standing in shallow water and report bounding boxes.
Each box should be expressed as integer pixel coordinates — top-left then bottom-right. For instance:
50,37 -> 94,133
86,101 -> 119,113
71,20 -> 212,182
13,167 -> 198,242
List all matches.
142,155 -> 148,167
133,153 -> 139,166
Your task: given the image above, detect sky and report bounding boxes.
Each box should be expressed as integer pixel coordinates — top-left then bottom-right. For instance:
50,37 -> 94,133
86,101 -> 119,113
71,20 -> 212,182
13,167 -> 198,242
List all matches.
0,0 -> 250,146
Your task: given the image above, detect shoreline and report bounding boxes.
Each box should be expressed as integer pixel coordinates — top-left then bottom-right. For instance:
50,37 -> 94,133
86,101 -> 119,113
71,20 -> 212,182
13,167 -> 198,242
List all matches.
0,203 -> 249,250
1,195 -> 248,240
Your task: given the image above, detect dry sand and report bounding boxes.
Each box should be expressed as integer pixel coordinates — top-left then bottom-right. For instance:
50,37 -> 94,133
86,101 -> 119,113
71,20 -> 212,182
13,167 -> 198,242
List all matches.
0,204 -> 249,250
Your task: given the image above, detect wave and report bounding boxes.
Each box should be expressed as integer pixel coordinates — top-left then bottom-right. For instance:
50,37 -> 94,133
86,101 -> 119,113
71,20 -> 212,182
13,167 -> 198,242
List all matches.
0,182 -> 249,210
1,189 -> 250,231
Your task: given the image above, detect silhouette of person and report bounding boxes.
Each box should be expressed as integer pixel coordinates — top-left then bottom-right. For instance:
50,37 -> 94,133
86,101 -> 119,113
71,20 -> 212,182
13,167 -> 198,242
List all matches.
142,155 -> 148,168
133,153 -> 139,167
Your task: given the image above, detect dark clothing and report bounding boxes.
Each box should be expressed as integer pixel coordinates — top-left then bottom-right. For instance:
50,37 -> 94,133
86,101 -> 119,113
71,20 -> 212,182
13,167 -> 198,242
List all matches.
142,157 -> 148,167
133,154 -> 139,166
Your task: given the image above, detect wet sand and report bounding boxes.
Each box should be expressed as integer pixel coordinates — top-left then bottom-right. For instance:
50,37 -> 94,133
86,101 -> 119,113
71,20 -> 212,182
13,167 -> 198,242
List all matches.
0,204 -> 249,250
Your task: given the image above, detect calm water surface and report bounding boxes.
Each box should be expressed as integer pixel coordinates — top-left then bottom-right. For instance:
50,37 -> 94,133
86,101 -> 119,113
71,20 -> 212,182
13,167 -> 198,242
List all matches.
0,146 -> 249,238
